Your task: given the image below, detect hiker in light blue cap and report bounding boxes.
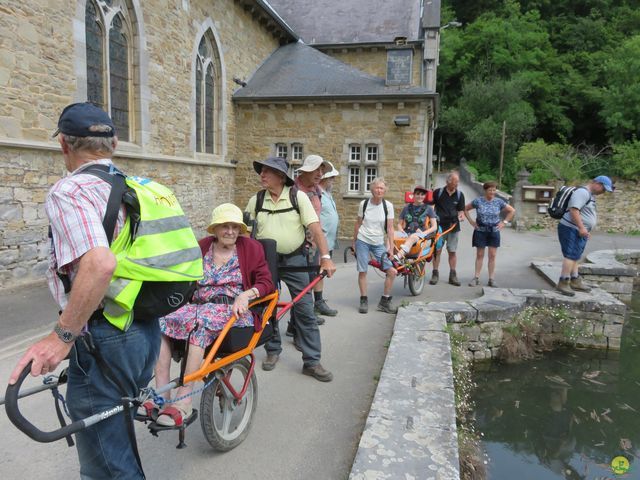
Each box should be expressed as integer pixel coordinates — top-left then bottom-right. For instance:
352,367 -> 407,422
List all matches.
556,175 -> 615,296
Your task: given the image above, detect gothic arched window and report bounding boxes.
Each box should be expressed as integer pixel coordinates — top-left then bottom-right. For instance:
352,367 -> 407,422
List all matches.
85,0 -> 135,142
195,33 -> 222,154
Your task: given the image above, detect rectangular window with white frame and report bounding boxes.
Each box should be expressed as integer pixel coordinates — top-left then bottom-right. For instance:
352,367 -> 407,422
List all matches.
348,143 -> 379,194
276,143 -> 288,159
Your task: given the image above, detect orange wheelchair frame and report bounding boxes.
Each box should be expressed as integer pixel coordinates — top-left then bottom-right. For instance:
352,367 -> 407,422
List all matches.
345,224 -> 455,295
2,273 -> 324,453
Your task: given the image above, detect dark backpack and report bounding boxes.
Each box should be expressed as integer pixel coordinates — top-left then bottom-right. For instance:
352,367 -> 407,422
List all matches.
547,186 -> 587,219
361,198 -> 389,229
403,203 -> 431,234
254,185 -> 300,217
435,187 -> 462,203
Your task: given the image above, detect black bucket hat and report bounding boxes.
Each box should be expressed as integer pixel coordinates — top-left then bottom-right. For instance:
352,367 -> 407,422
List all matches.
253,157 -> 295,186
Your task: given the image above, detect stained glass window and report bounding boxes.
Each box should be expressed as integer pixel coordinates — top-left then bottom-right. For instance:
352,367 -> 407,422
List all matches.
85,0 -> 104,108
109,14 -> 129,141
195,61 -> 203,151
205,64 -> 215,154
195,34 -> 220,154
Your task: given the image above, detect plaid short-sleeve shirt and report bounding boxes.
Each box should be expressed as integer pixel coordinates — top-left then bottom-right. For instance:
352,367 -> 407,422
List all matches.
45,159 -> 125,309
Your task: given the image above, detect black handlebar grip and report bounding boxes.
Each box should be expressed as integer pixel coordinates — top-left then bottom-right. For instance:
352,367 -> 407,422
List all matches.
5,362 -> 86,443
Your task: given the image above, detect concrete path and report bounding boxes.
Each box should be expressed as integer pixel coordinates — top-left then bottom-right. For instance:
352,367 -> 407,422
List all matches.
1,173 -> 638,479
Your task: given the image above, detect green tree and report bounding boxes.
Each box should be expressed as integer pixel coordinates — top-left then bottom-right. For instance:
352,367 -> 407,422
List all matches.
441,77 -> 536,187
599,35 -> 640,143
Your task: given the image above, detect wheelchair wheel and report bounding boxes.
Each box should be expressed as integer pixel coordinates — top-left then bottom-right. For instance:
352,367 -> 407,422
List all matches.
408,263 -> 426,296
200,357 -> 257,451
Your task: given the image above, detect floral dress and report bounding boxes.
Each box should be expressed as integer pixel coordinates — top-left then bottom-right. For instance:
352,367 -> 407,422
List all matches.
159,246 -> 254,349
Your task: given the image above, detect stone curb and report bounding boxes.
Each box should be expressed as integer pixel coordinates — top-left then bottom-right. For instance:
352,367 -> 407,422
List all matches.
349,305 -> 460,480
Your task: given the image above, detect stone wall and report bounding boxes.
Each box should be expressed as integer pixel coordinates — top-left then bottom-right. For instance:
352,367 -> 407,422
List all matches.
424,287 -> 627,362
581,249 -> 640,303
320,45 -> 423,87
0,0 -> 280,154
487,169 -> 640,234
0,0 -> 281,287
233,101 -> 431,238
0,145 -> 234,287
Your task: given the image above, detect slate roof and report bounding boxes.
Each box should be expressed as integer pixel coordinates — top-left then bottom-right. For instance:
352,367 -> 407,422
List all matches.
233,42 -> 435,101
265,0 -> 423,45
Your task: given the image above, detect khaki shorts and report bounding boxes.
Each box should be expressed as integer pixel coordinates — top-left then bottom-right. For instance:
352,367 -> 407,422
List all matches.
439,230 -> 459,253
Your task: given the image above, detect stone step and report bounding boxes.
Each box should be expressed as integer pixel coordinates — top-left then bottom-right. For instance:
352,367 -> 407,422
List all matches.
530,261 -> 562,287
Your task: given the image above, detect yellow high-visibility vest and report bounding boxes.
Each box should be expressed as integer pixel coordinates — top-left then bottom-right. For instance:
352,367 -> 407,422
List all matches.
103,175 -> 203,330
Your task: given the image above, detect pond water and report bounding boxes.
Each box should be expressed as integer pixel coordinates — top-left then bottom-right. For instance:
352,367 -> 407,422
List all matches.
472,294 -> 640,479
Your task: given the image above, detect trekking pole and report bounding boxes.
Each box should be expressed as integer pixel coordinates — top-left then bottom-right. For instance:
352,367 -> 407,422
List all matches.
275,271 -> 327,321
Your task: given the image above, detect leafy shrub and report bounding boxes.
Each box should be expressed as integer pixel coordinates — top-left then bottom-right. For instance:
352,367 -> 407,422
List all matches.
611,139 -> 640,179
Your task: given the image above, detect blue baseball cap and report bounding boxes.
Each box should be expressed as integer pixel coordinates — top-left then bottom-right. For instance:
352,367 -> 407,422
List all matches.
52,102 -> 115,138
593,175 -> 614,192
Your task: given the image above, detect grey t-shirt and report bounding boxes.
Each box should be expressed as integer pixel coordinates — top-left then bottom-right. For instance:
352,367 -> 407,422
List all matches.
559,187 -> 597,231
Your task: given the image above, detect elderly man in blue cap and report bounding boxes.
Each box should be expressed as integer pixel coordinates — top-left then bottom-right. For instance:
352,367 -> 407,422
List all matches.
556,175 -> 615,296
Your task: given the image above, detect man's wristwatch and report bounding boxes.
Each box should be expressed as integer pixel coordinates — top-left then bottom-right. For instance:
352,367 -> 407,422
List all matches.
54,323 -> 78,344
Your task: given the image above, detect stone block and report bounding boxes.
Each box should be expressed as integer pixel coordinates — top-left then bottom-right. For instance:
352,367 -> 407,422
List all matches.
398,304 -> 447,332
470,290 -> 526,323
600,282 -> 633,294
601,313 -> 625,324
603,324 -> 623,339
608,337 -> 622,350
19,244 -> 38,261
425,301 -> 476,323
0,248 -> 19,266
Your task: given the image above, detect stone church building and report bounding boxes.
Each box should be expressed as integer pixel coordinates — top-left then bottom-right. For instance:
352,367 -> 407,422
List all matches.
0,0 -> 442,286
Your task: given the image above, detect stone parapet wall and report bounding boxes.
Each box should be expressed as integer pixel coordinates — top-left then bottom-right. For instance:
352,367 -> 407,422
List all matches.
423,287 -> 627,362
0,145 -> 235,288
582,249 -> 640,300
506,175 -> 640,234
350,305 -> 459,479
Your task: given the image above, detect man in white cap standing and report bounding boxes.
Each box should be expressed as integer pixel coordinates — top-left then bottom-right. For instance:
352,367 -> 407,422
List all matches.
295,155 -> 339,317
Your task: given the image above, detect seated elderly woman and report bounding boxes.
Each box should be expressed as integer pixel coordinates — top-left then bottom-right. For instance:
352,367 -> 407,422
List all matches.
138,203 -> 274,427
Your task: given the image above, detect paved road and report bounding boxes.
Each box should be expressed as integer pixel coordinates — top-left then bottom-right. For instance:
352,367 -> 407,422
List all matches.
0,174 -> 637,479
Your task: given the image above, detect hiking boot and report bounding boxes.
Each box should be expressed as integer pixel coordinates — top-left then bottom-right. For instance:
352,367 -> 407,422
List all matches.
302,364 -> 334,382
262,354 -> 279,371
487,279 -> 497,288
315,299 -> 338,317
316,316 -> 326,326
285,324 -> 296,337
570,276 -> 591,292
359,296 -> 368,314
377,296 -> 398,314
556,279 -> 575,297
468,277 -> 479,287
449,270 -> 461,286
429,269 -> 439,285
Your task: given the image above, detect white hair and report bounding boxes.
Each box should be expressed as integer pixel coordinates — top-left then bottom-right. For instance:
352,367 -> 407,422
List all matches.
62,133 -> 116,155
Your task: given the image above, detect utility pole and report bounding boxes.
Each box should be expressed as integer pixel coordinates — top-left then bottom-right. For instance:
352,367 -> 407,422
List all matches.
499,120 -> 506,188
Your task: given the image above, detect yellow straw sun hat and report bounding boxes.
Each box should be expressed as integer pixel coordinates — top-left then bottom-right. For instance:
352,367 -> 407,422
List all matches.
206,203 -> 248,234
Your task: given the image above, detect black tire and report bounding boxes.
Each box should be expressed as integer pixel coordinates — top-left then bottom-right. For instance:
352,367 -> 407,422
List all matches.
200,357 -> 257,451
408,263 -> 426,296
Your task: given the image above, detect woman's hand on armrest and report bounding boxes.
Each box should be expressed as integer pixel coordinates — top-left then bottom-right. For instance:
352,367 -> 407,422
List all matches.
231,290 -> 252,318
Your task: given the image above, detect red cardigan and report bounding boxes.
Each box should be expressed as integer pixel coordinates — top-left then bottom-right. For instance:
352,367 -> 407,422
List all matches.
198,235 -> 274,297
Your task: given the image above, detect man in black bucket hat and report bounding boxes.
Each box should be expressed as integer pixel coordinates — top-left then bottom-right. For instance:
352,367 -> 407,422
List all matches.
246,157 -> 336,382
253,156 -> 295,186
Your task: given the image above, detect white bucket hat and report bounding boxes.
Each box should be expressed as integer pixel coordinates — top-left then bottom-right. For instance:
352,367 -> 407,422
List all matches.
297,154 -> 329,173
321,161 -> 339,179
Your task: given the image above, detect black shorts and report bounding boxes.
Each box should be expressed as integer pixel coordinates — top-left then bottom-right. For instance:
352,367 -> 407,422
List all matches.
472,229 -> 501,248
